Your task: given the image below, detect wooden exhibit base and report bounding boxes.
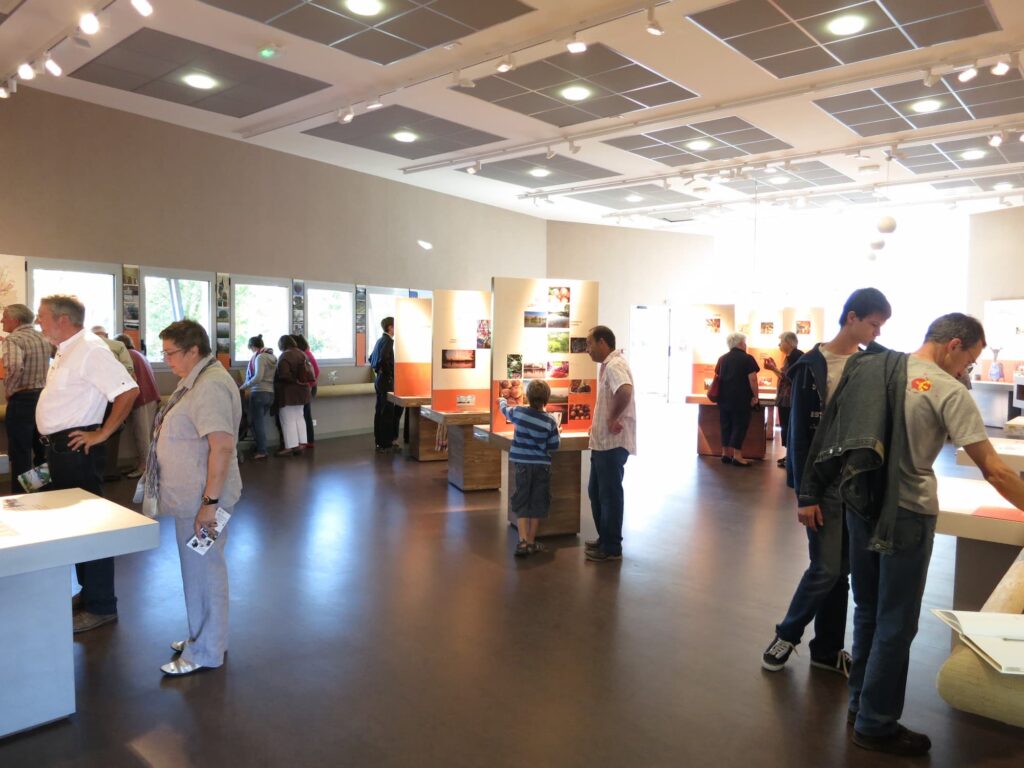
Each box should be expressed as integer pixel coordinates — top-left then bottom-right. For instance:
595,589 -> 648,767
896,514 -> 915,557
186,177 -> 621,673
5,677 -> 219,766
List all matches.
420,409 -> 500,491
388,395 -> 446,462
689,401 -> 767,459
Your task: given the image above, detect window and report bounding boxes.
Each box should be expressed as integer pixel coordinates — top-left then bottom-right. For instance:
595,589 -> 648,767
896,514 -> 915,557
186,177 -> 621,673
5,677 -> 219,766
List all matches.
28,258 -> 120,334
232,276 -> 289,364
141,268 -> 213,362
306,282 -> 355,363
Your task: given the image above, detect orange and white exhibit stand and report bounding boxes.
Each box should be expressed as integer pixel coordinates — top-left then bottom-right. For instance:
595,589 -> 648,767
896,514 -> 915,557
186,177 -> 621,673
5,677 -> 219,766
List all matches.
390,296 -> 445,461
477,277 -> 599,536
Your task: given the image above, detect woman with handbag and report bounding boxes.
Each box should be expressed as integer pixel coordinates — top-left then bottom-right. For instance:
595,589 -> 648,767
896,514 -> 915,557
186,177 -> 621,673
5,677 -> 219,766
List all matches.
148,320 -> 241,676
714,332 -> 760,466
274,335 -> 311,456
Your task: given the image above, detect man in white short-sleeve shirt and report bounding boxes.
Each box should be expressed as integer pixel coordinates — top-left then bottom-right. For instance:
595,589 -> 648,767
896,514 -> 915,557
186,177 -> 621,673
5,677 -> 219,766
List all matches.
35,295 -> 139,634
584,325 -> 635,562
846,313 -> 1024,757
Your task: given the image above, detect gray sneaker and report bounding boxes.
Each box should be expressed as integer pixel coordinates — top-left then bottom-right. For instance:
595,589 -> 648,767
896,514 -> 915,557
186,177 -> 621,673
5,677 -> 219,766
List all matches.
811,650 -> 852,678
762,635 -> 796,671
73,611 -> 118,634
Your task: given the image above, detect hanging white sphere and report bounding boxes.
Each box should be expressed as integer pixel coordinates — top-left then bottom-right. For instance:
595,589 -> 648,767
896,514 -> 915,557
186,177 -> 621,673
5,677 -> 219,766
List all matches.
867,252 -> 878,261
877,215 -> 897,234
870,239 -> 885,250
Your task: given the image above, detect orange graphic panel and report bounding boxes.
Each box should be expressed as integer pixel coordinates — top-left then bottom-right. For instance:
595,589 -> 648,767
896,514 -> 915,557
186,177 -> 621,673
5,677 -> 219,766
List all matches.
395,362 -> 431,397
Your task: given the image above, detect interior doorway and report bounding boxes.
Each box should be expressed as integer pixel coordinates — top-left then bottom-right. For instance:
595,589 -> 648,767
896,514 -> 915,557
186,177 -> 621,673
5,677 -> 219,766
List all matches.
629,304 -> 671,399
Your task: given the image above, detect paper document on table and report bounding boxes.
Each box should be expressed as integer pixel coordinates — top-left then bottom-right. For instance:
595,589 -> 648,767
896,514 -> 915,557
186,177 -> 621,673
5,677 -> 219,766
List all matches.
185,507 -> 231,556
2,496 -> 50,511
933,610 -> 1024,675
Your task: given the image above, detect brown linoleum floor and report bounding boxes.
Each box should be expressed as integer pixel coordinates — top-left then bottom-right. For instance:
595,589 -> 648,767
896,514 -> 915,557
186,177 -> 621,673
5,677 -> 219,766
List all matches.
2,402 -> 1021,767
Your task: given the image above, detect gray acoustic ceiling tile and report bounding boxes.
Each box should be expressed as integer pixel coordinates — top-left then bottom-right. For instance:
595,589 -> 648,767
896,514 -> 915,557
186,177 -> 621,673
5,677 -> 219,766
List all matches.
303,104 -> 504,159
314,0 -> 419,25
971,97 -> 1024,119
331,29 -> 423,65
428,0 -> 533,28
834,103 -> 900,124
956,81 -> 1024,107
903,6 -> 999,47
697,147 -> 750,161
454,78 -> 526,101
944,67 -> 1018,93
632,145 -> 684,159
71,28 -> 330,117
465,153 -> 619,188
269,3 -> 364,44
885,0 -> 987,25
932,179 -> 977,190
814,91 -> 884,113
775,0 -> 866,17
692,117 -> 752,134
625,82 -> 697,107
587,66 -> 664,93
717,127 -> 775,145
976,173 -> 1024,191
538,81 -> 614,104
546,46 -> 630,77
801,3 -> 896,46
605,135 -> 659,150
657,153 -> 703,167
584,94 -> 646,118
876,81 -> 948,104
567,183 -> 699,210
649,126 -> 704,143
740,138 -> 793,152
496,91 -> 563,114
851,117 -> 914,135
378,8 -> 474,48
757,47 -> 839,78
906,108 -> 972,128
727,23 -> 817,60
501,61 -> 576,90
200,0 -> 299,23
688,0 -> 788,39
531,105 -> 597,127
825,27 -> 913,64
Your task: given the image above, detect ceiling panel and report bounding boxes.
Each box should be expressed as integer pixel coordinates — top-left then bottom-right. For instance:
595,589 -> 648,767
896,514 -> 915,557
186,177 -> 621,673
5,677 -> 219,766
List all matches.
721,159 -> 854,194
453,44 -> 697,128
566,183 -> 699,210
69,28 -> 330,117
303,104 -> 505,159
688,0 -> 1000,79
463,153 -> 619,188
602,117 -> 793,167
897,133 -> 1024,175
200,0 -> 535,66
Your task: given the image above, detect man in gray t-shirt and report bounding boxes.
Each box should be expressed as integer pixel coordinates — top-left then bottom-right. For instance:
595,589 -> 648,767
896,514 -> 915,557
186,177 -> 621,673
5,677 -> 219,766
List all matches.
848,313 -> 1024,757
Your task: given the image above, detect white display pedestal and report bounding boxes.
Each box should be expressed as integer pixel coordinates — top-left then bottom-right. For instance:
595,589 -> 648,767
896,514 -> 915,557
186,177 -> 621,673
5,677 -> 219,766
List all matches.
0,488 -> 159,739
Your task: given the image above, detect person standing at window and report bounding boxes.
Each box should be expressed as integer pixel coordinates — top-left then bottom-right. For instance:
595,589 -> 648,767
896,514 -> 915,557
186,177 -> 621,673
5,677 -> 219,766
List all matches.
114,334 -> 160,479
292,334 -> 319,448
1,303 -> 52,494
369,317 -> 402,453
35,295 -> 138,633
239,335 -> 276,460
274,335 -> 311,456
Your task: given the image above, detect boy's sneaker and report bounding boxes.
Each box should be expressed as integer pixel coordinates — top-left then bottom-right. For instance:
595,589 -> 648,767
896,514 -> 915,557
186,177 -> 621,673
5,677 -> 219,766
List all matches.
811,649 -> 852,678
762,635 -> 796,671
514,541 -> 531,558
852,725 -> 931,756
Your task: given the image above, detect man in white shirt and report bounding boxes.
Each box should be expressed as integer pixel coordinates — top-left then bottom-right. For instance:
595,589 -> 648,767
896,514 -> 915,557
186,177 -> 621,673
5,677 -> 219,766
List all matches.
36,295 -> 139,633
584,326 -> 636,562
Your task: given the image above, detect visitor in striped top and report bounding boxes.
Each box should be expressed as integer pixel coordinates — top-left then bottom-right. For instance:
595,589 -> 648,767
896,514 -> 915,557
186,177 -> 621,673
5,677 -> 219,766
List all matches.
498,379 -> 560,558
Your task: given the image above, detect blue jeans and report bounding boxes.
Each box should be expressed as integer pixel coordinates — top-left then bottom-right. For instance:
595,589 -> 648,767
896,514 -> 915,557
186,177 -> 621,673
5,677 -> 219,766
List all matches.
589,448 -> 628,556
775,483 -> 849,659
248,391 -> 274,455
847,506 -> 937,737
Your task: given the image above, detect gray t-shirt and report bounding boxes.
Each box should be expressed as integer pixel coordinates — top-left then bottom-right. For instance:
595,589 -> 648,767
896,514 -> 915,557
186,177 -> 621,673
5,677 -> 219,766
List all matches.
819,347 -> 851,406
898,357 -> 988,515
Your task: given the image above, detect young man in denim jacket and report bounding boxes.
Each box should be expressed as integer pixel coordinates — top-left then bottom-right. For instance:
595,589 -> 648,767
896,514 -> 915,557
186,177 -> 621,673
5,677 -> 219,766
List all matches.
762,288 -> 891,678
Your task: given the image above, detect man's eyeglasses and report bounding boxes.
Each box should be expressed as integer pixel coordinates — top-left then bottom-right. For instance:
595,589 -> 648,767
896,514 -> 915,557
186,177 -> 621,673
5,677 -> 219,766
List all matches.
162,348 -> 184,360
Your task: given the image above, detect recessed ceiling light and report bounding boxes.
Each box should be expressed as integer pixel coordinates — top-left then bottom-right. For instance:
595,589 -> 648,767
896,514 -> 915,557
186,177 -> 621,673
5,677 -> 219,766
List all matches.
961,149 -> 987,161
826,15 -> 867,37
17,63 -> 35,81
566,35 -> 587,54
392,130 -> 418,143
345,0 -> 384,17
417,240 -> 433,250
994,182 -> 1014,191
911,99 -> 942,114
528,168 -> 552,178
625,194 -> 644,203
769,175 -> 790,185
183,73 -> 217,90
79,12 -> 100,35
686,139 -> 713,151
560,85 -> 591,102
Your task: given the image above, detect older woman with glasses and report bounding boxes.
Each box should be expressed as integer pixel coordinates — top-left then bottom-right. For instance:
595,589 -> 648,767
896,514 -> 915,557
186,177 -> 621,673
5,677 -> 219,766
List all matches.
145,320 -> 242,676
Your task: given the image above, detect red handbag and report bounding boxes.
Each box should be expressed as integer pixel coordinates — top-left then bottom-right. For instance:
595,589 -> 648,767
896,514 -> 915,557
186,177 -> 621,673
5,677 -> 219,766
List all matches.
707,362 -> 721,403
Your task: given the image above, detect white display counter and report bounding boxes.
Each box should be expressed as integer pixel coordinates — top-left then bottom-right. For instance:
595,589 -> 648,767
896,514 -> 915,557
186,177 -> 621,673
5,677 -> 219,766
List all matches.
0,488 -> 159,738
955,436 -> 1024,474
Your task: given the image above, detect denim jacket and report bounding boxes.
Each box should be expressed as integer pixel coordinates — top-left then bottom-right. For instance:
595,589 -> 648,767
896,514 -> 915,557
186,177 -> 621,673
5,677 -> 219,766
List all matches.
798,347 -> 908,554
785,344 -> 827,502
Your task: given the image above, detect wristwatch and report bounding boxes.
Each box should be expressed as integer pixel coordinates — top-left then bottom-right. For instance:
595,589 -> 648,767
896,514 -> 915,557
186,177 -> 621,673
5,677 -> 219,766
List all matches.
201,495 -> 219,506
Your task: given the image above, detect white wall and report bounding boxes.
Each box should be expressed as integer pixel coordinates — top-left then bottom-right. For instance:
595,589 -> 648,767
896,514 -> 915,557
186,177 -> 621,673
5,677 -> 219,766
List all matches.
968,206 -> 1024,317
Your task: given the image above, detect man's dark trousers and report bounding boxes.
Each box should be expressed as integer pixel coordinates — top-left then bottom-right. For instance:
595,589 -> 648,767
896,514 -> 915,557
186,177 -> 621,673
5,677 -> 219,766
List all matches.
5,389 -> 45,494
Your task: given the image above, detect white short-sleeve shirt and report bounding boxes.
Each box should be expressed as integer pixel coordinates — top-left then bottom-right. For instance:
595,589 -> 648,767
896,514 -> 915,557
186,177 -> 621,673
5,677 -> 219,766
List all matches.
36,329 -> 138,435
589,349 -> 637,455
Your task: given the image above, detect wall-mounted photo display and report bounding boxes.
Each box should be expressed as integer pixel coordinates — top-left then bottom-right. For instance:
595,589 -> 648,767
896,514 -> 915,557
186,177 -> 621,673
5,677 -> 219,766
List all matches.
476,319 -> 492,349
441,349 -> 476,369
497,379 -> 527,407
122,264 -> 140,333
796,320 -> 811,335
215,272 -> 231,367
705,316 -> 721,333
688,304 -> 737,395
569,403 -> 592,422
395,296 -> 433,397
491,277 -> 599,434
507,354 -> 523,379
760,321 -> 774,335
291,279 -> 305,335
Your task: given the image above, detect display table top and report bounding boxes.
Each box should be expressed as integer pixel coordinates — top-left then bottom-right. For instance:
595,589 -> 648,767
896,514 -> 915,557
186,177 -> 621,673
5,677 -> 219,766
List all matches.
387,393 -> 430,407
972,380 -> 1014,389
420,407 -> 490,426
936,476 -> 1024,547
956,437 -> 1024,472
0,488 -> 159,579
473,425 -> 591,452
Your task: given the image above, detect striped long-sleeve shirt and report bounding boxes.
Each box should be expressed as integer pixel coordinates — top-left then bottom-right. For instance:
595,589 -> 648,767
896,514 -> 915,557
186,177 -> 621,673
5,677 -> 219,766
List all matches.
498,398 -> 560,465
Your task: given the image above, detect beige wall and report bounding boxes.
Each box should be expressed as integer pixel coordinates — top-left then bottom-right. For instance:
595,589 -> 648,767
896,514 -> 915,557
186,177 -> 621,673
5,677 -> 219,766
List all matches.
0,89 -> 547,289
545,221 -> 716,352
968,207 -> 1024,317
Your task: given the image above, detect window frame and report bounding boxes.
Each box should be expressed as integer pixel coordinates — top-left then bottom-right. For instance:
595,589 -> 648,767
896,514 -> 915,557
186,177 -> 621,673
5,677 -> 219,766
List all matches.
304,280 -> 356,366
26,256 -> 123,334
230,274 -> 292,367
139,266 -> 216,369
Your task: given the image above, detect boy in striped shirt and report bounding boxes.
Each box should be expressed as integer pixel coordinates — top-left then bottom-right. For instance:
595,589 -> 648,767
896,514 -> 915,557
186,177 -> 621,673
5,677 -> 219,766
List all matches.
499,380 -> 561,557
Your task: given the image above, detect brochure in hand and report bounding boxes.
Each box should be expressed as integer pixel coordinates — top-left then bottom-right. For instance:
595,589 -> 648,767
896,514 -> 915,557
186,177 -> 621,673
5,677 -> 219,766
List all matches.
186,507 -> 232,556
17,463 -> 51,493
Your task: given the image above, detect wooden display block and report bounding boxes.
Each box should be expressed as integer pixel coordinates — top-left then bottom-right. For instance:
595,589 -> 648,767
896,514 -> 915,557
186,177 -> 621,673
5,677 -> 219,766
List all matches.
689,401 -> 767,459
407,406 -> 447,462
447,424 -> 500,491
504,449 -> 583,537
